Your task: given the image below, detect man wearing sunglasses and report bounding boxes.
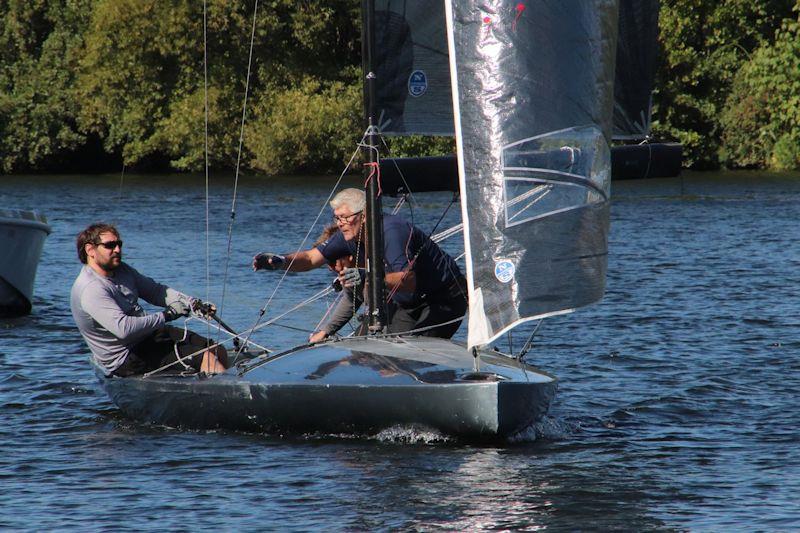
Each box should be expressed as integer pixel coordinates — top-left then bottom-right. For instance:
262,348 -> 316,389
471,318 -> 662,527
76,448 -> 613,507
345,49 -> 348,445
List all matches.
253,188 -> 467,340
71,222 -> 228,377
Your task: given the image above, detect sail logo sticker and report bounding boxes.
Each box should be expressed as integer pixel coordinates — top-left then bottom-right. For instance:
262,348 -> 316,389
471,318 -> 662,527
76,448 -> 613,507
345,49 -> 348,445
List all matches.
408,70 -> 427,97
494,260 -> 515,283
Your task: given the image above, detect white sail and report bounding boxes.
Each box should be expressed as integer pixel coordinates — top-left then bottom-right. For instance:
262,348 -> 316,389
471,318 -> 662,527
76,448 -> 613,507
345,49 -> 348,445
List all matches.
444,0 -> 619,349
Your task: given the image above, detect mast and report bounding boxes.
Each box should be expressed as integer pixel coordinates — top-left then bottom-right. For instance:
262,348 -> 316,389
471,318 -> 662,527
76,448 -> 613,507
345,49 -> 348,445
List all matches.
362,0 -> 387,332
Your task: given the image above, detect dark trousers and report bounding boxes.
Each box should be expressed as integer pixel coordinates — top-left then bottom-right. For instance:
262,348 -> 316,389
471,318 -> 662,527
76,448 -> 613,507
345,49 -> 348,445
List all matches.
387,277 -> 468,339
113,326 -> 219,377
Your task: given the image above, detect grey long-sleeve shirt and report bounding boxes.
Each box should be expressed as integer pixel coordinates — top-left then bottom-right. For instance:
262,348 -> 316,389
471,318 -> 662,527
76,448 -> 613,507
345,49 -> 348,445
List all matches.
70,263 -> 192,375
322,286 -> 363,336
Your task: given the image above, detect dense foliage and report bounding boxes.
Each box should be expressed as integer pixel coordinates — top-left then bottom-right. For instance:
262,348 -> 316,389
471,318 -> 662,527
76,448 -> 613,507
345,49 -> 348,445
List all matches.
653,0 -> 798,168
720,12 -> 800,169
1,0 -> 799,174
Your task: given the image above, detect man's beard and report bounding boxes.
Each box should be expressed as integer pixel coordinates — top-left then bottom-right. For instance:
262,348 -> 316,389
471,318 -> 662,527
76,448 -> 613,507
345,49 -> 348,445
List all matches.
97,254 -> 121,271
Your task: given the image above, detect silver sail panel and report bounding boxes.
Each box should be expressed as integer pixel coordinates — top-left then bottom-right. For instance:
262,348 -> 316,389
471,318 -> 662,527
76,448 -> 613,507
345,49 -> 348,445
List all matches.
444,0 -> 619,349
612,0 -> 659,140
373,0 -> 454,135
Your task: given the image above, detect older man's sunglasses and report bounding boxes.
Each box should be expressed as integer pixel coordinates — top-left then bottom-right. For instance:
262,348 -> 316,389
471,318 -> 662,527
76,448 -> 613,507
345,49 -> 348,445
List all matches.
333,211 -> 362,224
95,240 -> 123,250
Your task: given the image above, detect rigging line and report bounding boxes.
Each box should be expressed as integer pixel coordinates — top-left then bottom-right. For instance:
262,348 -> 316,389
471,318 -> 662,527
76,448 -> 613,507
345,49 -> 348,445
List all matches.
203,0 -> 211,341
517,319 -> 544,361
379,136 -> 417,199
219,0 -> 259,316
268,321 -> 314,333
236,131 -> 367,357
378,138 -> 417,226
262,285 -> 334,328
201,283 -> 336,352
116,164 -> 125,205
187,314 -> 272,353
507,188 -> 553,223
313,286 -> 344,332
431,222 -> 463,242
142,316 -> 273,377
391,194 -> 408,215
378,313 -> 467,338
507,183 -> 549,208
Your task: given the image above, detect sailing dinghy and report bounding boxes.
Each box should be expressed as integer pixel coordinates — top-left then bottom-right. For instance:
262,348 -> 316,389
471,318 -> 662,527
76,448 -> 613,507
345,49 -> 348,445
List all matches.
95,0 -> 619,439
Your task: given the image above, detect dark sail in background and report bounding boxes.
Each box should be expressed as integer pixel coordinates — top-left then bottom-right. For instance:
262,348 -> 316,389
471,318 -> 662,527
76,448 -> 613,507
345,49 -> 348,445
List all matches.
612,0 -> 659,140
373,0 -> 658,141
373,0 -> 453,135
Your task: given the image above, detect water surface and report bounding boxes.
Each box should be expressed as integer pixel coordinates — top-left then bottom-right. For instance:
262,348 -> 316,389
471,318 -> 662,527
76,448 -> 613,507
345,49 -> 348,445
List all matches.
1,171 -> 798,530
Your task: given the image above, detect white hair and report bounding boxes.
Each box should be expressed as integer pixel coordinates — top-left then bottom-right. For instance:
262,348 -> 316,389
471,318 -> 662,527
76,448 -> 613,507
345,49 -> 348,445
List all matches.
330,188 -> 366,213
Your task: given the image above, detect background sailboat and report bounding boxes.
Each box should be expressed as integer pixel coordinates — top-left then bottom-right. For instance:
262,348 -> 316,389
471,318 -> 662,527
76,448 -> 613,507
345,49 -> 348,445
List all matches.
0,209 -> 51,317
375,0 -> 681,184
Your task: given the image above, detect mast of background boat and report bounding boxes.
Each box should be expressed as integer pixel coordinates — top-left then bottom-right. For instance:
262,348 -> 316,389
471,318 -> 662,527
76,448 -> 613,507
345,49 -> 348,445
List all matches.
362,0 -> 387,332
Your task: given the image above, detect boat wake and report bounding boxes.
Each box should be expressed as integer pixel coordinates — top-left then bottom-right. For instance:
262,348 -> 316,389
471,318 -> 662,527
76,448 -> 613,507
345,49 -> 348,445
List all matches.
509,415 -> 580,443
373,425 -> 452,445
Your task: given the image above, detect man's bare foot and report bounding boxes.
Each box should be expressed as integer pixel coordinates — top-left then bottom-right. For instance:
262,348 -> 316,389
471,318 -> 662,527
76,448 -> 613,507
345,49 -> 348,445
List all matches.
201,352 -> 226,374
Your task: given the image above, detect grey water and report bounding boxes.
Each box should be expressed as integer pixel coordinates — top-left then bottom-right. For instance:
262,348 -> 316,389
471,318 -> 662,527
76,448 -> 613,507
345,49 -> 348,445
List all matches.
1,171 -> 798,530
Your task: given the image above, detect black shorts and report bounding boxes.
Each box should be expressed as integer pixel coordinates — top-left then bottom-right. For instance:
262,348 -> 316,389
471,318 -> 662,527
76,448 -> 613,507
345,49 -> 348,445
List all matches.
113,326 -> 215,377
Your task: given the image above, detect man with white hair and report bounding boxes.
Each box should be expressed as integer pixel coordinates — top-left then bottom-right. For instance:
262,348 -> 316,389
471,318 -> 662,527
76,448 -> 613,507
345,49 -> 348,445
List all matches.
253,188 -> 466,339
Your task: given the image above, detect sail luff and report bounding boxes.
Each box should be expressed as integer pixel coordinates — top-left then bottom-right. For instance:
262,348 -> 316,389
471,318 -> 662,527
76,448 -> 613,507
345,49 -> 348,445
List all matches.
443,0 -> 483,348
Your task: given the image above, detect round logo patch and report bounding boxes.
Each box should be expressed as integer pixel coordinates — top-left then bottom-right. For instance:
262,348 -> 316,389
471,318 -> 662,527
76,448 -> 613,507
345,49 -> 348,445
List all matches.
408,70 -> 428,97
494,260 -> 515,283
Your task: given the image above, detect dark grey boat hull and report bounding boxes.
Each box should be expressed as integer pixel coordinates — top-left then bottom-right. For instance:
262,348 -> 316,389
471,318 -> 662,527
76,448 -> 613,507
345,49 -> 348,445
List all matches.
0,209 -> 51,317
96,337 -> 556,439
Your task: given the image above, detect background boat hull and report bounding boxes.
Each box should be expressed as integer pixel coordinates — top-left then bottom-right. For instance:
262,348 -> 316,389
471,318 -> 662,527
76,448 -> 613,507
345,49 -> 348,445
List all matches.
0,209 -> 51,317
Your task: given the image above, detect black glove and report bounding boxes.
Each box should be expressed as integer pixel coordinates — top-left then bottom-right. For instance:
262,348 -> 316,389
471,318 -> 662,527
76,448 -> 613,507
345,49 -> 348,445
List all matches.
341,267 -> 366,288
253,252 -> 285,271
191,299 -> 217,318
163,300 -> 190,322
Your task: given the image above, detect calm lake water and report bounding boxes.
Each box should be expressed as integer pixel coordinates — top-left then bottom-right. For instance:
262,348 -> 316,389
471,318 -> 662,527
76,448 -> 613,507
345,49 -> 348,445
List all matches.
1,171 -> 798,530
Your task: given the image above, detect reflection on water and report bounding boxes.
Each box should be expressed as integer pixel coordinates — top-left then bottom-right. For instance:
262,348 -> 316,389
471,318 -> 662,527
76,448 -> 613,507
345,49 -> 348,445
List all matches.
1,171 -> 799,529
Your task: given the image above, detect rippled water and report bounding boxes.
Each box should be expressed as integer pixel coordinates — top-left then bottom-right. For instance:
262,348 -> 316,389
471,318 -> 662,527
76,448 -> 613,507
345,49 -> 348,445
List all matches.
1,171 -> 798,530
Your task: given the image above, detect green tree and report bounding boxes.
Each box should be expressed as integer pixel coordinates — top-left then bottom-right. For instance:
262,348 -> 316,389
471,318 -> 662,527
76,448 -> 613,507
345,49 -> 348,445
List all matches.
653,0 -> 795,168
247,76 -> 361,175
0,0 -> 93,172
72,0 -> 361,173
721,4 -> 800,170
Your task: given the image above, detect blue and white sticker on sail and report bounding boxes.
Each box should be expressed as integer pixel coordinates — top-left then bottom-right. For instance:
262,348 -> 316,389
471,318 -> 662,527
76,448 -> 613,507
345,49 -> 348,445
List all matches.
494,260 -> 515,283
408,70 -> 427,97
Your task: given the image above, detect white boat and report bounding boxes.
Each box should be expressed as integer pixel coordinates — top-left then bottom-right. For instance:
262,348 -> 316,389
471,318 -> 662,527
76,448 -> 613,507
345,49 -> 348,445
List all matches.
95,0 -> 621,439
0,209 -> 51,317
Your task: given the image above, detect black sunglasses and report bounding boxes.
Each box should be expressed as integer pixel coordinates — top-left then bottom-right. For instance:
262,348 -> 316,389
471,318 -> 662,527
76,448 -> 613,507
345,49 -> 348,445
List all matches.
95,240 -> 123,250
